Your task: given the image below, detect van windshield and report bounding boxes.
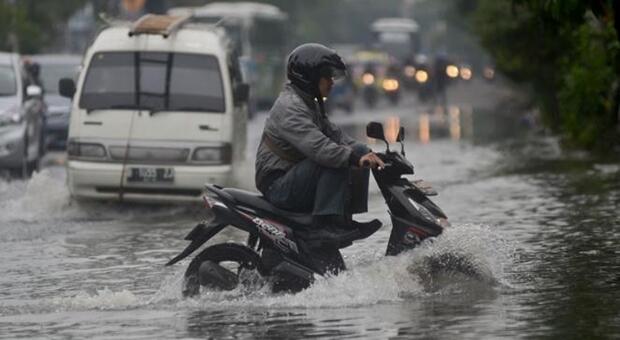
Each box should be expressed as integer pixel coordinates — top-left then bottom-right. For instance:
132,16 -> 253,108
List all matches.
0,65 -> 17,96
80,52 -> 225,113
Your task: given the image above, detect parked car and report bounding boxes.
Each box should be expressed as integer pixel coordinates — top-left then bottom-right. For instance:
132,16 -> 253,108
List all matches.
59,15 -> 249,203
0,52 -> 46,178
32,54 -> 81,150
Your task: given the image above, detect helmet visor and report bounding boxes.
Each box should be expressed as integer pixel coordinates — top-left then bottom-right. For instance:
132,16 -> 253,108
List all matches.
320,65 -> 347,81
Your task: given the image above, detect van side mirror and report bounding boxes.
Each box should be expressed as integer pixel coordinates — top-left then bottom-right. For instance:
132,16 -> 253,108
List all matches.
26,85 -> 42,97
233,83 -> 250,105
366,121 -> 386,141
59,78 -> 76,99
397,127 -> 405,142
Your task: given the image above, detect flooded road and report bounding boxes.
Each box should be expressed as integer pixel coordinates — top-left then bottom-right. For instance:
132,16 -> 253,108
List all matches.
1,84 -> 619,339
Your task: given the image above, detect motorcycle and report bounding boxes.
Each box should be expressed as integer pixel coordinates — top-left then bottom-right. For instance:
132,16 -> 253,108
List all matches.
361,71 -> 379,108
167,122 -> 450,296
382,76 -> 401,106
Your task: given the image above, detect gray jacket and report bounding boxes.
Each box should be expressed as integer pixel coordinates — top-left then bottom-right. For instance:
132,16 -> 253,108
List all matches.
255,83 -> 364,193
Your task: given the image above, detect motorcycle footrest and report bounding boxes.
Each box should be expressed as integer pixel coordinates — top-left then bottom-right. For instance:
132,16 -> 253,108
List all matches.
300,229 -> 361,249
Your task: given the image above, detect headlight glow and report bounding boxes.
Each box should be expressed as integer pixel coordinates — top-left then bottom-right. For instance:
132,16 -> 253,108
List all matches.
415,70 -> 429,83
404,66 -> 416,78
446,65 -> 459,78
483,67 -> 495,80
382,79 -> 400,91
460,67 -> 472,80
362,73 -> 375,85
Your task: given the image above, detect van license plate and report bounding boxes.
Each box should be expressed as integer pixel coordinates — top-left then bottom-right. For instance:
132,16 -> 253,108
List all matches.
127,167 -> 174,183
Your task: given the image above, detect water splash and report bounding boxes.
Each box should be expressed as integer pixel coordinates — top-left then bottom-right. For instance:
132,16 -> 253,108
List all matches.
148,223 -> 514,310
50,288 -> 140,311
0,169 -> 73,223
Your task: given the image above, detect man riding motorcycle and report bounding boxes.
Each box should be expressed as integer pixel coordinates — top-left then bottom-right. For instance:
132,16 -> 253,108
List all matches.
255,43 -> 384,236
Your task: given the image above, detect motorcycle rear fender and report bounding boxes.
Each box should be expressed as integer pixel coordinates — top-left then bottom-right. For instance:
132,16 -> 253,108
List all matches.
165,222 -> 226,266
166,197 -> 257,267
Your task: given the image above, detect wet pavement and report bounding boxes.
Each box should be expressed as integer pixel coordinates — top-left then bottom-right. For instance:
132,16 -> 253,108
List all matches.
1,79 -> 619,339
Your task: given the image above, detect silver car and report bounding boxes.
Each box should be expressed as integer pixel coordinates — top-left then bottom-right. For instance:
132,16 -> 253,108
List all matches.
0,52 -> 46,177
32,54 -> 81,150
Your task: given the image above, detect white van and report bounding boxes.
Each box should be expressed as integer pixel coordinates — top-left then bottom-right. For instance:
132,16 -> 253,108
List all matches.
59,15 -> 249,202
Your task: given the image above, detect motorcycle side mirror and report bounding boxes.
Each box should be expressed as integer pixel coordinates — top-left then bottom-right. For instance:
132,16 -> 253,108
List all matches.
366,121 -> 390,152
397,127 -> 406,156
366,122 -> 386,140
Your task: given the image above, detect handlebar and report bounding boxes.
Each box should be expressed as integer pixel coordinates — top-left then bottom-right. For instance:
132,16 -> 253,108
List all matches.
361,160 -> 392,169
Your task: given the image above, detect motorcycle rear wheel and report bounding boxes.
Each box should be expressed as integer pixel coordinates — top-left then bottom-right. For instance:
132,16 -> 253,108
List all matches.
182,243 -> 263,297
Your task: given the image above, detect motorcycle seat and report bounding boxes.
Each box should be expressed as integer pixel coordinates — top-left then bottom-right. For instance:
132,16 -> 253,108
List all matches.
222,188 -> 314,226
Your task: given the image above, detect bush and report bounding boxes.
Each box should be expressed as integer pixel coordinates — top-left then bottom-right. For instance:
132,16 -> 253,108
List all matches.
558,22 -> 620,149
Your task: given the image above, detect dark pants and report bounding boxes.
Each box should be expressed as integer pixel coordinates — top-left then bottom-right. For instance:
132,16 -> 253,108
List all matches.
265,145 -> 370,217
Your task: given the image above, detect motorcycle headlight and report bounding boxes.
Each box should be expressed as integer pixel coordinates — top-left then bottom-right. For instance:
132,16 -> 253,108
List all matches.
192,144 -> 231,164
446,65 -> 459,78
404,66 -> 416,78
67,140 -> 107,159
415,70 -> 429,83
362,73 -> 375,85
382,79 -> 400,91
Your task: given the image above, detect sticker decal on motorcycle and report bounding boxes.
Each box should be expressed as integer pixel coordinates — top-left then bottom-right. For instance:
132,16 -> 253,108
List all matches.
252,217 -> 299,254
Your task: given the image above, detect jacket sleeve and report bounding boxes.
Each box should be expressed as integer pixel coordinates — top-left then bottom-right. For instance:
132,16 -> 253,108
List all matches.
277,105 -> 353,168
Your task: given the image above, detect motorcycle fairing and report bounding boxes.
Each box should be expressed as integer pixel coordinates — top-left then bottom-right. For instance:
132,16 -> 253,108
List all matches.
382,181 -> 444,256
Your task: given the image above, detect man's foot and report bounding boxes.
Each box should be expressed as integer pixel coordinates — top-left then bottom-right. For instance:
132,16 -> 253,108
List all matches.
351,219 -> 382,238
299,223 -> 360,249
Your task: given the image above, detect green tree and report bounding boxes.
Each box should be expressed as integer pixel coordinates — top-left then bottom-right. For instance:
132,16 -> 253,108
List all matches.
0,0 -> 87,54
471,0 -> 620,150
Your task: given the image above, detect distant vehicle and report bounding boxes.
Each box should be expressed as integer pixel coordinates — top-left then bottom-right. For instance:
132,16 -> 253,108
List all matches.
360,63 -> 379,108
0,52 -> 46,178
326,71 -> 355,114
169,2 -> 288,113
371,18 -> 420,62
59,15 -> 249,202
31,54 -> 81,150
350,51 -> 390,108
411,54 -> 433,103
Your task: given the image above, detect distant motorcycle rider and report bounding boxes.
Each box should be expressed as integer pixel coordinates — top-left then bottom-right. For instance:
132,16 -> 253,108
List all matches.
255,43 -> 384,234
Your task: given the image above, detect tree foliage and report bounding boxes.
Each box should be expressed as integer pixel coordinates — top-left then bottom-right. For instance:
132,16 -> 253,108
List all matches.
0,0 -> 87,54
471,0 -> 620,150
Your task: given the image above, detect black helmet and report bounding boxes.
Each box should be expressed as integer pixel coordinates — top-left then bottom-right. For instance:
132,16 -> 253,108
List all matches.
286,43 -> 346,98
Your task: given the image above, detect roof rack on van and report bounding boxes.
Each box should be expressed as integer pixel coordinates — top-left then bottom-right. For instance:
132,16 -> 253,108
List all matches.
128,14 -> 192,38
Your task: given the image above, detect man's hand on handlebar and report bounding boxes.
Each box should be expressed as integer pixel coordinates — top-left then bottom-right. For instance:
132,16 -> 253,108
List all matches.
359,152 -> 385,169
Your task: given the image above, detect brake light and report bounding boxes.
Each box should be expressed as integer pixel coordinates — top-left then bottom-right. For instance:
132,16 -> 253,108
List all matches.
203,195 -> 220,209
407,226 -> 428,237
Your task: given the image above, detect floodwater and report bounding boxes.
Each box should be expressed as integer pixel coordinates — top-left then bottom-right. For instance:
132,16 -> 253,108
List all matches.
1,87 -> 619,339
